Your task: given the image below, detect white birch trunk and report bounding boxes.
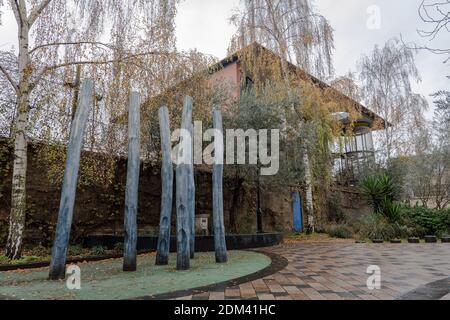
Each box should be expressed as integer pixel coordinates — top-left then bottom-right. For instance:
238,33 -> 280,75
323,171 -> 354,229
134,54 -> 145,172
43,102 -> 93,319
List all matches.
5,3 -> 31,259
303,153 -> 314,232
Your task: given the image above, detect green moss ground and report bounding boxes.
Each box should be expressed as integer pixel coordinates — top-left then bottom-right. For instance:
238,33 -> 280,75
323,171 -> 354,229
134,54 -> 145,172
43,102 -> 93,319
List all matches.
0,251 -> 270,300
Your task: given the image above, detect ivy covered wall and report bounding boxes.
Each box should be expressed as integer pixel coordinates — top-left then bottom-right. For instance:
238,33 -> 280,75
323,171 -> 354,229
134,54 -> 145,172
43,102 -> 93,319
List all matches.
0,140 -> 293,247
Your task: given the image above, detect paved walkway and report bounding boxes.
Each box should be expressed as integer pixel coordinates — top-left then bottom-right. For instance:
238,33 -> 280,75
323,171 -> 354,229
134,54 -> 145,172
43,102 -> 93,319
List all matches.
177,243 -> 450,300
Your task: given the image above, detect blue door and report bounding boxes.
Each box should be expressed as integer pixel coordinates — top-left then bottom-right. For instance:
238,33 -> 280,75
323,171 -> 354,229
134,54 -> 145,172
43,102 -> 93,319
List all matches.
292,192 -> 303,233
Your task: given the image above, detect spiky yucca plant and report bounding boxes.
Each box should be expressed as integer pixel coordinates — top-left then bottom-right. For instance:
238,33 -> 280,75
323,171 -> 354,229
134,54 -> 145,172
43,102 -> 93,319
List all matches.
361,174 -> 398,216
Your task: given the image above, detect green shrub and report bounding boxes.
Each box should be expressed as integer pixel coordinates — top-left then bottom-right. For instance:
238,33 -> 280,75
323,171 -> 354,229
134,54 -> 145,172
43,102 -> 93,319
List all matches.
440,208 -> 450,234
326,224 -> 353,239
401,205 -> 450,236
0,255 -> 9,265
380,198 -> 402,223
15,256 -> 41,264
0,255 -> 42,265
113,242 -> 124,253
68,245 -> 84,256
29,245 -> 51,257
358,214 -> 404,241
91,245 -> 106,256
356,205 -> 450,240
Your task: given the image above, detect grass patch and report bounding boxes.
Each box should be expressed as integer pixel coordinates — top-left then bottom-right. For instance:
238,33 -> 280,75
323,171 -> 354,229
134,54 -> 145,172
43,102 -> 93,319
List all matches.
0,251 -> 271,300
0,255 -> 43,265
0,244 -> 123,266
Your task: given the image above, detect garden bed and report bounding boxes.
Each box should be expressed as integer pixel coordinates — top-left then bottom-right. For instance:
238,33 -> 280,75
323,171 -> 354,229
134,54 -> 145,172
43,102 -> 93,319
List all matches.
0,245 -> 129,271
0,251 -> 272,300
0,251 -> 154,272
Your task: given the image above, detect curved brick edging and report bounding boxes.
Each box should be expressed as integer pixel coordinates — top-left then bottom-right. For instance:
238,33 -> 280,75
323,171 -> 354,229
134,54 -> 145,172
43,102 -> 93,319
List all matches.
397,277 -> 450,300
134,250 -> 289,300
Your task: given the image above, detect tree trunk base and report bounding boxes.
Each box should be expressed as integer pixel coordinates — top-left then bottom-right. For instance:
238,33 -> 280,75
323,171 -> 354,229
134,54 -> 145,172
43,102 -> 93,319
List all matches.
176,254 -> 190,270
155,255 -> 169,266
216,253 -> 228,264
5,246 -> 22,261
123,262 -> 137,272
48,265 -> 66,281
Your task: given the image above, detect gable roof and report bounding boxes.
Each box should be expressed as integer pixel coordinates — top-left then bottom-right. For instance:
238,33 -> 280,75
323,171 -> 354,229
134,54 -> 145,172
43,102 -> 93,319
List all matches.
209,43 -> 387,129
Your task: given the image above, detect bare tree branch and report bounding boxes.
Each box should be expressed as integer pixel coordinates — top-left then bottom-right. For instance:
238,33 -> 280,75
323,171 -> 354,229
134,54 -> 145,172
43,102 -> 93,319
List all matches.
10,0 -> 25,27
0,63 -> 19,94
414,0 -> 450,64
30,50 -> 172,90
28,0 -> 52,26
29,41 -> 116,55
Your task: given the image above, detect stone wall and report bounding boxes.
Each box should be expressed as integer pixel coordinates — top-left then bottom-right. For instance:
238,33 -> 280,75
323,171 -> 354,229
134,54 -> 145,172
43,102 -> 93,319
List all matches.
336,187 -> 372,221
0,140 -> 293,247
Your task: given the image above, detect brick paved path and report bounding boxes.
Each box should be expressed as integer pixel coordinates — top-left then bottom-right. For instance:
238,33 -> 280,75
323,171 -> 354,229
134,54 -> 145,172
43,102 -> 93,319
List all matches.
177,243 -> 450,300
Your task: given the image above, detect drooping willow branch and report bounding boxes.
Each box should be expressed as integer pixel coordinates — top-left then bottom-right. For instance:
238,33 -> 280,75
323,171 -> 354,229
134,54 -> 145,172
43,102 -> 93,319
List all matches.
30,50 -> 173,90
29,41 -> 116,55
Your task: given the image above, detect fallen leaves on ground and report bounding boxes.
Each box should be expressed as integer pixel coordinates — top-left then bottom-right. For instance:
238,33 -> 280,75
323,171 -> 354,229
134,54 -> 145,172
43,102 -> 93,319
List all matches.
283,233 -> 354,244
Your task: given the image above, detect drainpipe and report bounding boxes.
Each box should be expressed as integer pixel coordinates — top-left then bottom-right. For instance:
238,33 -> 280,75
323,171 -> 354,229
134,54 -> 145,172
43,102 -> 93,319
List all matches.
256,166 -> 264,234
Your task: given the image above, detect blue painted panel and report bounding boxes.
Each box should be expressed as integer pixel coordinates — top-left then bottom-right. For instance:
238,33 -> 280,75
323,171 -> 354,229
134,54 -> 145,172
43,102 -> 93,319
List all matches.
292,192 -> 303,233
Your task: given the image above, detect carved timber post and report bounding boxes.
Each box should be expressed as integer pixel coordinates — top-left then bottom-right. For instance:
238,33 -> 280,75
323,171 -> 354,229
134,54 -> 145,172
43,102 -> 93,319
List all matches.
188,122 -> 196,259
176,96 -> 193,270
212,108 -> 228,263
49,80 -> 93,280
123,92 -> 141,272
156,106 -> 174,266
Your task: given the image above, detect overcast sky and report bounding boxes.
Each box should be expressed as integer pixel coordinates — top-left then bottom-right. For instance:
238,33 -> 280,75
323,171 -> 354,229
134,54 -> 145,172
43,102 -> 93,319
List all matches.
176,0 -> 450,119
1,0 -> 448,119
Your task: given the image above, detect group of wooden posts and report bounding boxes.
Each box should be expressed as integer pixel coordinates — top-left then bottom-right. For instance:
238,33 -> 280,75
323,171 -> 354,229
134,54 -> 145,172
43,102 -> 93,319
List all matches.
48,80 -> 227,280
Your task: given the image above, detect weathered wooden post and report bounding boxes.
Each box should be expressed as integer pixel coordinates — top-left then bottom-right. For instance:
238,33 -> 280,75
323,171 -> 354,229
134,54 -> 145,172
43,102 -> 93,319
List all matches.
155,106 -> 174,266
176,96 -> 193,270
188,122 -> 196,259
212,107 -> 228,263
49,80 -> 93,280
123,91 -> 141,272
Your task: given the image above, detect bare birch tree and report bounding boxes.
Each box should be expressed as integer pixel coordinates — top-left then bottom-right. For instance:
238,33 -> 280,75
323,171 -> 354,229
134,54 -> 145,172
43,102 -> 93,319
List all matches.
330,72 -> 362,103
0,0 -> 179,259
359,38 -> 428,162
431,91 -> 450,208
229,0 -> 334,79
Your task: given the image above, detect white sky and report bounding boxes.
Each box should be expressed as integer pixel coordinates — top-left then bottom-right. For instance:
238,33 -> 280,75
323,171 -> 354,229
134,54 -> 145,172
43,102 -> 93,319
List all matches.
176,0 -> 450,120
1,0 -> 449,119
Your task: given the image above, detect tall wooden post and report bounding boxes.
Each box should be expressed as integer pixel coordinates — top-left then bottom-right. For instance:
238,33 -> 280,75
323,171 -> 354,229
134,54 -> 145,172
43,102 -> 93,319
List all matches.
176,96 -> 193,270
123,92 -> 141,272
188,123 -> 196,259
156,106 -> 174,266
213,108 -> 228,263
49,80 -> 93,280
